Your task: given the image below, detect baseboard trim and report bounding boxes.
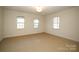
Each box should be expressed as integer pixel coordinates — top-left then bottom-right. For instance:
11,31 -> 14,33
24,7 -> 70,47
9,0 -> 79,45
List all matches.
45,32 -> 79,43
3,32 -> 46,39
3,32 -> 79,43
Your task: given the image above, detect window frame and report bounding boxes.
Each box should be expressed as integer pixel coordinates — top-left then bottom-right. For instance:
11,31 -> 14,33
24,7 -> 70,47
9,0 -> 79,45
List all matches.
53,16 -> 60,29
16,16 -> 24,29
33,19 -> 39,29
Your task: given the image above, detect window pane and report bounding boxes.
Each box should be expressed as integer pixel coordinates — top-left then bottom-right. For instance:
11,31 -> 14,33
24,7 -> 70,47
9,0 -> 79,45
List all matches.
34,19 -> 39,29
53,17 -> 58,24
34,23 -> 39,26
53,16 -> 60,29
34,25 -> 38,28
17,19 -> 24,23
17,16 -> 24,22
34,19 -> 39,23
17,22 -> 24,24
17,24 -> 24,29
17,16 -> 24,29
57,17 -> 60,24
53,24 -> 59,29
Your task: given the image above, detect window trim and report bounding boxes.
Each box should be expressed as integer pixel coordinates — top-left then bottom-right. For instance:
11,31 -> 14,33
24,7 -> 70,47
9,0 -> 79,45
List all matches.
53,16 -> 60,29
16,16 -> 24,29
33,19 -> 39,29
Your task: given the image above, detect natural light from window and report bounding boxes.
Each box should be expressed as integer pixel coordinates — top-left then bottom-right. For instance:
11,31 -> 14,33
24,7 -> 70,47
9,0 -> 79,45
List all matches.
34,19 -> 39,29
17,16 -> 24,29
53,16 -> 60,29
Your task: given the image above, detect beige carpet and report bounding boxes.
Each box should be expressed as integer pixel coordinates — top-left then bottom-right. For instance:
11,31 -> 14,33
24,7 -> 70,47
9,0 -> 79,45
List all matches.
0,33 -> 79,52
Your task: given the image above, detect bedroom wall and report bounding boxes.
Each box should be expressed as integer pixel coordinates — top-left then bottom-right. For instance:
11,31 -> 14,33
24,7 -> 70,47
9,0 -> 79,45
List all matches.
0,7 -> 3,41
2,7 -> 79,42
3,9 -> 45,38
45,7 -> 79,41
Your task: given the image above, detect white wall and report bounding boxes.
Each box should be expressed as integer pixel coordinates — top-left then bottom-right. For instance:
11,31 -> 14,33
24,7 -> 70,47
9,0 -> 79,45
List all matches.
0,7 -> 3,41
3,9 -> 45,38
45,7 -> 79,41
3,7 -> 79,42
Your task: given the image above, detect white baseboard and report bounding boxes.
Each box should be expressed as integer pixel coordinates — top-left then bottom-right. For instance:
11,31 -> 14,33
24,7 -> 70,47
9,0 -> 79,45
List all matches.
45,32 -> 79,42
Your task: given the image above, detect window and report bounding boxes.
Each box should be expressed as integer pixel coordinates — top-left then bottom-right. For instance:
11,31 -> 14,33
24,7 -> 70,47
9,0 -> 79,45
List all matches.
53,16 -> 60,29
34,19 -> 39,28
17,16 -> 24,29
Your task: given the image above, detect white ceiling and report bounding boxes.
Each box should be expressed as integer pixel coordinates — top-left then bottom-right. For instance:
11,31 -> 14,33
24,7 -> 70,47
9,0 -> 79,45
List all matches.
4,6 -> 73,15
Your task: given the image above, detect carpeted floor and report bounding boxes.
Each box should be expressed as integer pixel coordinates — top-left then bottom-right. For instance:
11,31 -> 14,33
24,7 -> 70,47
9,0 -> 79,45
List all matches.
0,32 -> 79,52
